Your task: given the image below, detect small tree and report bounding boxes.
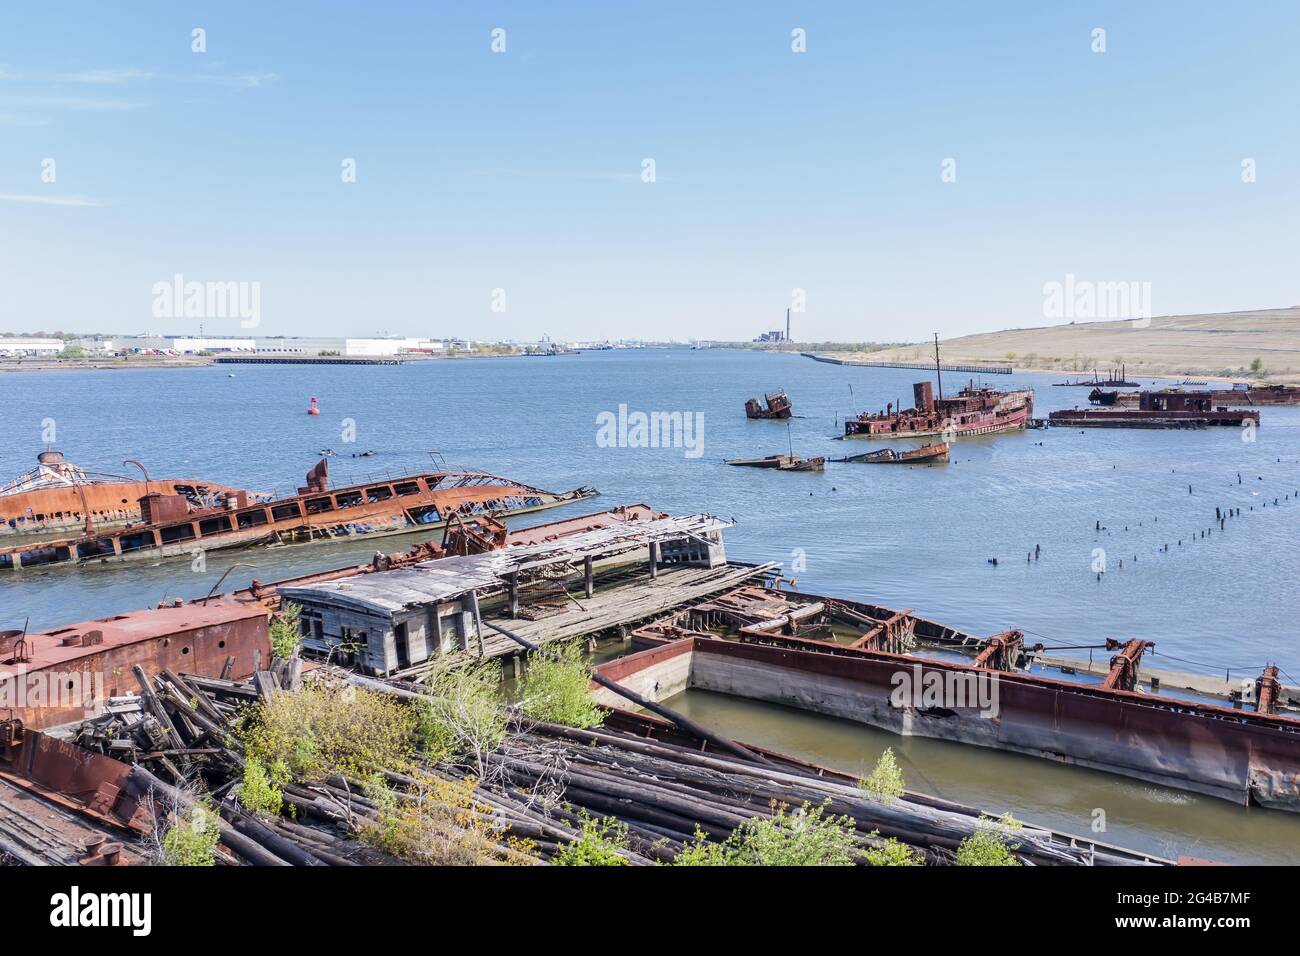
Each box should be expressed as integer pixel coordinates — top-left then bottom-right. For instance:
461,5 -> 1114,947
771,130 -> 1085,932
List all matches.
269,603 -> 302,659
860,747 -> 904,803
553,815 -> 630,866
955,813 -> 1023,866
517,640 -> 604,729
415,658 -> 507,776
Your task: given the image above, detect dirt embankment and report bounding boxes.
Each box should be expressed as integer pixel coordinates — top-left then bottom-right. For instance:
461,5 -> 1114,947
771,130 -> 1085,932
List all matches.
817,308 -> 1300,384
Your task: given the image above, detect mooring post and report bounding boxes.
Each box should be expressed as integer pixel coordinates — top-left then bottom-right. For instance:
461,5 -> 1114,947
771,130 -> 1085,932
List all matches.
648,541 -> 659,579
468,589 -> 484,657
584,554 -> 594,598
508,571 -> 519,618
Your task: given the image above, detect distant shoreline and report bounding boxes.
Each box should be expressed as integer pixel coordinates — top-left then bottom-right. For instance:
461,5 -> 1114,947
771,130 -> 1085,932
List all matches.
0,352 -> 540,374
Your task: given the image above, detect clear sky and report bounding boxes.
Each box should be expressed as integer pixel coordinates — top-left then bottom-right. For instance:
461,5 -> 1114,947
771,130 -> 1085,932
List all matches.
1,2 -> 1297,343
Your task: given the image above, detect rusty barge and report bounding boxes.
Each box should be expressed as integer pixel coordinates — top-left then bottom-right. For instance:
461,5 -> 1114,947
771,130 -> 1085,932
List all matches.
1051,391 -> 1261,428
0,458 -> 595,572
1,450 -> 254,538
840,442 -> 949,464
1091,384 -> 1300,408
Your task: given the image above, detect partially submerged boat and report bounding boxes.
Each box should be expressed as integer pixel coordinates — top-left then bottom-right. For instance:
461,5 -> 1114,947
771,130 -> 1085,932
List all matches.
0,450 -> 253,538
726,454 -> 825,471
744,390 -> 793,420
1051,391 -> 1261,429
0,458 -> 596,571
602,582 -> 1300,812
1092,384 -> 1300,408
840,442 -> 949,464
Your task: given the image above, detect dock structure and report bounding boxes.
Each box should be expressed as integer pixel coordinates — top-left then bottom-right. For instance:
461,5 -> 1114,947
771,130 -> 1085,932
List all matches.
802,353 -> 1013,374
213,355 -> 402,365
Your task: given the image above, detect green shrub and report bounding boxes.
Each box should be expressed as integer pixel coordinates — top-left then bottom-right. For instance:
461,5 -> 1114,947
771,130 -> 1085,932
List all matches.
864,837 -> 921,866
553,815 -> 630,866
860,747 -> 904,803
675,802 -> 859,866
269,603 -> 302,659
239,682 -> 416,783
161,803 -> 220,866
238,755 -> 285,816
517,640 -> 604,729
955,813 -> 1023,866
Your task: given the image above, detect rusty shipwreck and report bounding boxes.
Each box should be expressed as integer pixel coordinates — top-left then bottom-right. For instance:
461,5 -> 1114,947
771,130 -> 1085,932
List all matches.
1,450 -> 254,538
0,457 -> 595,572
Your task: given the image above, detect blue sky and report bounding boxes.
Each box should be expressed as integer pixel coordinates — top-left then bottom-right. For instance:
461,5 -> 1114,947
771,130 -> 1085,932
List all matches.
1,1 -> 1297,342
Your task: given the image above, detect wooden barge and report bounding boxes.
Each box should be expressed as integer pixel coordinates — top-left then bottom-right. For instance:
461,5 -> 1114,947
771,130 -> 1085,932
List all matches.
1,450 -> 252,538
0,458 -> 595,572
843,380 -> 1033,439
1051,391 -> 1261,428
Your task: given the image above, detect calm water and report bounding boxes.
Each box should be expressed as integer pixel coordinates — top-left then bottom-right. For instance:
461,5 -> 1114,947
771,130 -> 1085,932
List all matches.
3,349 -> 1299,861
5,349 -> 1297,680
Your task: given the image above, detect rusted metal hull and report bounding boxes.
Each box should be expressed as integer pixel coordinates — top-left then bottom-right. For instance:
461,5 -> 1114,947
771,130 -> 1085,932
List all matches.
596,635 -> 1300,811
844,383 -> 1034,439
0,473 -> 597,572
1,478 -> 249,538
1048,409 -> 1259,428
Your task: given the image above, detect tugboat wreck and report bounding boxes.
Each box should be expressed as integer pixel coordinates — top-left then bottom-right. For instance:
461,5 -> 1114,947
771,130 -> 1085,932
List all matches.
843,381 -> 1034,439
744,389 -> 793,420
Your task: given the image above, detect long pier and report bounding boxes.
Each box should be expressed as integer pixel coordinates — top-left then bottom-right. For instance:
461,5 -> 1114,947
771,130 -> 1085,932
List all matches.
801,352 -> 1012,374
213,355 -> 403,366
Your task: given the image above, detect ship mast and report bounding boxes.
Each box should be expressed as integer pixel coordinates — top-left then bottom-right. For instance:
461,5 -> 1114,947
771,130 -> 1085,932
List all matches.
933,332 -> 943,400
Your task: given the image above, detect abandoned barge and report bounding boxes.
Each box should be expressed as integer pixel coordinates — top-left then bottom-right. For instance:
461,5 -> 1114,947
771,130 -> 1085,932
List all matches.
1,450 -> 254,538
0,458 -> 595,572
1091,383 -> 1300,408
1050,391 -> 1261,429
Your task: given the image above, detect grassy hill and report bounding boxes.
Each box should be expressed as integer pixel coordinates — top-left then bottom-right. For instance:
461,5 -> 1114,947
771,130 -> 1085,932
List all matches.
817,308 -> 1300,383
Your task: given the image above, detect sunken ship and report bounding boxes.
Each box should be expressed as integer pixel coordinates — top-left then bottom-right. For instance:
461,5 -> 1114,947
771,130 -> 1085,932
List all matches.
0,458 -> 595,571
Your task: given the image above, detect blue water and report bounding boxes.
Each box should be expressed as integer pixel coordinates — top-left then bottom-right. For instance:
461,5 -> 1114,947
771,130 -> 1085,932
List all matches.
3,349 -> 1298,687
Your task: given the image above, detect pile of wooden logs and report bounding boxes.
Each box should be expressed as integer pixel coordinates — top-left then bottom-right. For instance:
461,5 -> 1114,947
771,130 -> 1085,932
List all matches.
65,663 -> 1160,866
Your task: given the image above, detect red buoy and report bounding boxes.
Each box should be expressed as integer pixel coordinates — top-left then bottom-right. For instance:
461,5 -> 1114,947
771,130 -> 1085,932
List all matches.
307,396 -> 321,416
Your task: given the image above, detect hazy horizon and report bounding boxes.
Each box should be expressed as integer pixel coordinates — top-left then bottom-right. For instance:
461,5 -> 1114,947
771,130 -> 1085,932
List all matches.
3,2 -> 1297,342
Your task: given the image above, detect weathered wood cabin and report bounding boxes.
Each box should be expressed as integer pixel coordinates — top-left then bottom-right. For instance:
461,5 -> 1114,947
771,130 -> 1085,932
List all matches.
278,515 -> 729,675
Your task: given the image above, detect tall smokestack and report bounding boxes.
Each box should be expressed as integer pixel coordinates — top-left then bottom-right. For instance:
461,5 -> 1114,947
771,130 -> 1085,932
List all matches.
786,308 -> 791,343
